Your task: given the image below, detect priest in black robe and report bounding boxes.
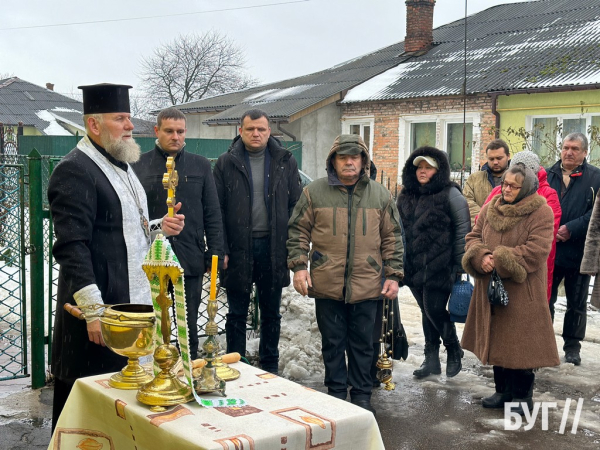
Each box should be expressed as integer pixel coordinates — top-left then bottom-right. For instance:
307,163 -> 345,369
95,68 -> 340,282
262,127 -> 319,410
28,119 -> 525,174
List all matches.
48,84 -> 185,432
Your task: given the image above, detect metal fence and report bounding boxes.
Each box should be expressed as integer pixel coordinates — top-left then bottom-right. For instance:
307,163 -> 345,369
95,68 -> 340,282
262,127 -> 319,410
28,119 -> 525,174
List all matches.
0,157 -> 27,381
0,149 -> 259,385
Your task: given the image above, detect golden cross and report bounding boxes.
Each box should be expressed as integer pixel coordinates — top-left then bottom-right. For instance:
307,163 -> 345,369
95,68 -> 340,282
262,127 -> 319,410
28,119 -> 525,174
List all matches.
162,156 -> 178,217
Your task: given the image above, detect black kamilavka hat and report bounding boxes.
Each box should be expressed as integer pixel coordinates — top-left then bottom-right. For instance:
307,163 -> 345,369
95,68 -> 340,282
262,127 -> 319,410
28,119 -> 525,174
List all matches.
78,83 -> 132,114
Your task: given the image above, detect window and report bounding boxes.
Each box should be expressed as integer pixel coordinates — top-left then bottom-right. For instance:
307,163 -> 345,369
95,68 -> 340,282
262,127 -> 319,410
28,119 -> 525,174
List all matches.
350,124 -> 371,150
342,117 -> 374,156
446,123 -> 473,171
399,113 -> 480,174
592,116 -> 600,156
528,114 -> 600,166
411,122 -> 436,149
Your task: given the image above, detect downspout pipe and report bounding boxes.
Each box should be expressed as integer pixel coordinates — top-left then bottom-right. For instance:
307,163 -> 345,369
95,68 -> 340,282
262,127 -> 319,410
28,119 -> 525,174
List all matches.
276,122 -> 297,141
490,93 -> 500,139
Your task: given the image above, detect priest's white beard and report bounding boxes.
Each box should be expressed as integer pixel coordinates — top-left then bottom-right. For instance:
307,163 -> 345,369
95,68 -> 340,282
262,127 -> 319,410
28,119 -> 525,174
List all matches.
100,129 -> 141,163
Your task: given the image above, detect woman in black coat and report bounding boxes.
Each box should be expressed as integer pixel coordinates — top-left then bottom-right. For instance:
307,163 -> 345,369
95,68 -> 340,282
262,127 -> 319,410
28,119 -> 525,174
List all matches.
397,146 -> 470,378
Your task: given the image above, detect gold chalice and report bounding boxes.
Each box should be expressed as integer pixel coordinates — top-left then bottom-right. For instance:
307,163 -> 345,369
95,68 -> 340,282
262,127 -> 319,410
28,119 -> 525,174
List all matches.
100,304 -> 156,389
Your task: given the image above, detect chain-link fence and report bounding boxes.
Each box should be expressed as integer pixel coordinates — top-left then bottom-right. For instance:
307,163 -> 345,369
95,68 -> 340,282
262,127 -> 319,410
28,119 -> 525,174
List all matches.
0,157 -> 27,381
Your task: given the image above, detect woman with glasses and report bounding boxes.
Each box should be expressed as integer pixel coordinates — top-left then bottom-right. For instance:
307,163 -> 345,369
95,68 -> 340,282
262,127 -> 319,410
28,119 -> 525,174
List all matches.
461,163 -> 559,416
397,146 -> 470,379
480,151 -> 562,303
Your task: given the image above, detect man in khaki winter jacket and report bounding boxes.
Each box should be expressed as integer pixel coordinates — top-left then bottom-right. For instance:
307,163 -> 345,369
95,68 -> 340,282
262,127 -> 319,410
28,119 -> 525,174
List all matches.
287,134 -> 404,416
463,139 -> 510,226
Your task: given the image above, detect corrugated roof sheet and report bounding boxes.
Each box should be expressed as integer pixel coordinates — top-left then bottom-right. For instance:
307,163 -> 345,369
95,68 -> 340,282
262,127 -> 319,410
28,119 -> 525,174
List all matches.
344,0 -> 600,102
0,78 -> 153,135
180,43 -> 409,124
181,0 -> 600,123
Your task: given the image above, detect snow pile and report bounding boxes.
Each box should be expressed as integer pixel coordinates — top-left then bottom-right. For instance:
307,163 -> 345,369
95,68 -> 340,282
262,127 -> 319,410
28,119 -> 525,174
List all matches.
245,285 -> 324,381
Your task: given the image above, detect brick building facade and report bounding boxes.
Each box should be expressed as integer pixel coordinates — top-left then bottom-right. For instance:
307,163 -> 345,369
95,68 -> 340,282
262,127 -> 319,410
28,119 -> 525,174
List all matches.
341,93 -> 496,191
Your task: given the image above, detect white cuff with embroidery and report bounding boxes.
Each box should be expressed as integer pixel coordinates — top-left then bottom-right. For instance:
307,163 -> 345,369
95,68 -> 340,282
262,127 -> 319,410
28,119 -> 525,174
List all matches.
73,284 -> 104,324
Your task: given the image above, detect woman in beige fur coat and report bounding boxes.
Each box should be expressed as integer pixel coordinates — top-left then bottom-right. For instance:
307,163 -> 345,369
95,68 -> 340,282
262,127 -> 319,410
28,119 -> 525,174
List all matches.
462,164 -> 559,416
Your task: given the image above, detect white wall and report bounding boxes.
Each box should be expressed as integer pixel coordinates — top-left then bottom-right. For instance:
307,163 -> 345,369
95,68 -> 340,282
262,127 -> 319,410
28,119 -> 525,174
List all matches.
184,112 -> 238,139
293,102 -> 342,180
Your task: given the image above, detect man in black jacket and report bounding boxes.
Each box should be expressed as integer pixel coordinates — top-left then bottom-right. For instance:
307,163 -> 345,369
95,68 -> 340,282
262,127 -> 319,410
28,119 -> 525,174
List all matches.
132,107 -> 223,360
214,109 -> 302,374
547,132 -> 600,365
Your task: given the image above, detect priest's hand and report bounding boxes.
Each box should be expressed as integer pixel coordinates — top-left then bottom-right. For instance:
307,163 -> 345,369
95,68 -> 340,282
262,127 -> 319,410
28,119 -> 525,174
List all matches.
293,270 -> 312,296
87,319 -> 105,346
162,202 -> 185,236
223,255 -> 229,270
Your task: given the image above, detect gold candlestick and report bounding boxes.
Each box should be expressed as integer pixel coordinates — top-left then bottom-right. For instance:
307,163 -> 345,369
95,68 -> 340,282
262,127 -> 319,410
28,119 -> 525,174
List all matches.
195,255 -> 239,394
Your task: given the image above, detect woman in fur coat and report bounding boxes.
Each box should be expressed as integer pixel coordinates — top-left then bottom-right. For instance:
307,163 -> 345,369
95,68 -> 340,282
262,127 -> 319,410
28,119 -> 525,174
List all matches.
397,147 -> 470,378
481,151 -> 561,303
462,164 -> 559,415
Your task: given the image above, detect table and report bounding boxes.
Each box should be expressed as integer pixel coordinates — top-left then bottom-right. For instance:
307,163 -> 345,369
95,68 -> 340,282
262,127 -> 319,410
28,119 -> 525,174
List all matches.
49,363 -> 384,449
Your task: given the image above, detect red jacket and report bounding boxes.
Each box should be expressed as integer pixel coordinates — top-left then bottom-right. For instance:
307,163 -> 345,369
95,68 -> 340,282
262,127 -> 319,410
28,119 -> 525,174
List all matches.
479,167 -> 562,302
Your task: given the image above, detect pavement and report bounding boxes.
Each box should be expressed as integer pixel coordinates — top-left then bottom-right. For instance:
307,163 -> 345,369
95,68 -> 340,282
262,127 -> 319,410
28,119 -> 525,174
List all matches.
0,376 -> 52,450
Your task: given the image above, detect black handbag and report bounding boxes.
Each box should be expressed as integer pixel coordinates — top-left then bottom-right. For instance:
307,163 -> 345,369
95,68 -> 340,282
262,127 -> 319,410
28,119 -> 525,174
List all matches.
448,276 -> 474,323
487,268 -> 509,306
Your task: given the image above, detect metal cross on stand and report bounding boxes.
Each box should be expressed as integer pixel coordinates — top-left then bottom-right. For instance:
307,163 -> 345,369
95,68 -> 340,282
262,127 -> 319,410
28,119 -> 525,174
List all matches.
162,156 -> 178,217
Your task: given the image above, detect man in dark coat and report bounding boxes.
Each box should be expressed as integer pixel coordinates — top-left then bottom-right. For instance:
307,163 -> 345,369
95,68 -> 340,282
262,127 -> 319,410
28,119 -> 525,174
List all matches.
48,84 -> 185,431
213,109 -> 302,374
547,132 -> 600,365
132,107 -> 223,360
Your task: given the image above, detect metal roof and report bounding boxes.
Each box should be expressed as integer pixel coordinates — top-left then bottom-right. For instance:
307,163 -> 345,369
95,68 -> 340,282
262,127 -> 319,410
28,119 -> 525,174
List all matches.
344,0 -> 600,102
179,44 -> 410,124
0,78 -> 154,135
180,0 -> 600,123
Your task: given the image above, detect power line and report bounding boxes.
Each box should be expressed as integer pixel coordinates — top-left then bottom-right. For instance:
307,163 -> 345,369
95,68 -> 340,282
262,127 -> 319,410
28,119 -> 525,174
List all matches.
0,0 -> 311,31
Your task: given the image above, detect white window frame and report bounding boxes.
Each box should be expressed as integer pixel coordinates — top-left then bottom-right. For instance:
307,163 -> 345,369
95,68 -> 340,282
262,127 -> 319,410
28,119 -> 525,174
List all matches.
341,116 -> 375,159
398,112 -> 482,184
526,113 -> 600,157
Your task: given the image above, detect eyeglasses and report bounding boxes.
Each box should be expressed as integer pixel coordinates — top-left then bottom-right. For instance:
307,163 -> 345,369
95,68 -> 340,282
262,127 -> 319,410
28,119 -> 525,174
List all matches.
502,182 -> 522,190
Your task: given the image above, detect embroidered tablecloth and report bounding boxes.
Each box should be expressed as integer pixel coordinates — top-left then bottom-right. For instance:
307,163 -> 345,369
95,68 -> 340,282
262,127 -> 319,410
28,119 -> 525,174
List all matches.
49,363 -> 384,450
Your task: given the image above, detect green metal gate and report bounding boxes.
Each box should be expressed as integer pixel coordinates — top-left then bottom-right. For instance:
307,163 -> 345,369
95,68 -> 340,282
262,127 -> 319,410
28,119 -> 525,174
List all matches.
1,142 -> 266,386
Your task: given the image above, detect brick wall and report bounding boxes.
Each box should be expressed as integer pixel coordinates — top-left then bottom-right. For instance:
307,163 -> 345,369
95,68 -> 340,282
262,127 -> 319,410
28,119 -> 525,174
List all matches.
341,94 -> 495,191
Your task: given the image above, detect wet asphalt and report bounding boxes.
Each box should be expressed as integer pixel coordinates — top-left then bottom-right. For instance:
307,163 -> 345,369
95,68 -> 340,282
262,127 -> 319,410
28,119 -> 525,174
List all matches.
2,348 -> 599,450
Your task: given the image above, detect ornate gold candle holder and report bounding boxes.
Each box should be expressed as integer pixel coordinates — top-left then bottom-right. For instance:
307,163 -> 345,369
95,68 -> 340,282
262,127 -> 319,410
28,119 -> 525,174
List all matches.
194,255 -> 239,394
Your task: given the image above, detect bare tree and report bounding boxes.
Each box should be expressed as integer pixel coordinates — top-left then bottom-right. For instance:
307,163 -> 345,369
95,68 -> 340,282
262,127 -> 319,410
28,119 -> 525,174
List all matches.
0,72 -> 15,81
138,31 -> 258,110
129,93 -> 155,122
